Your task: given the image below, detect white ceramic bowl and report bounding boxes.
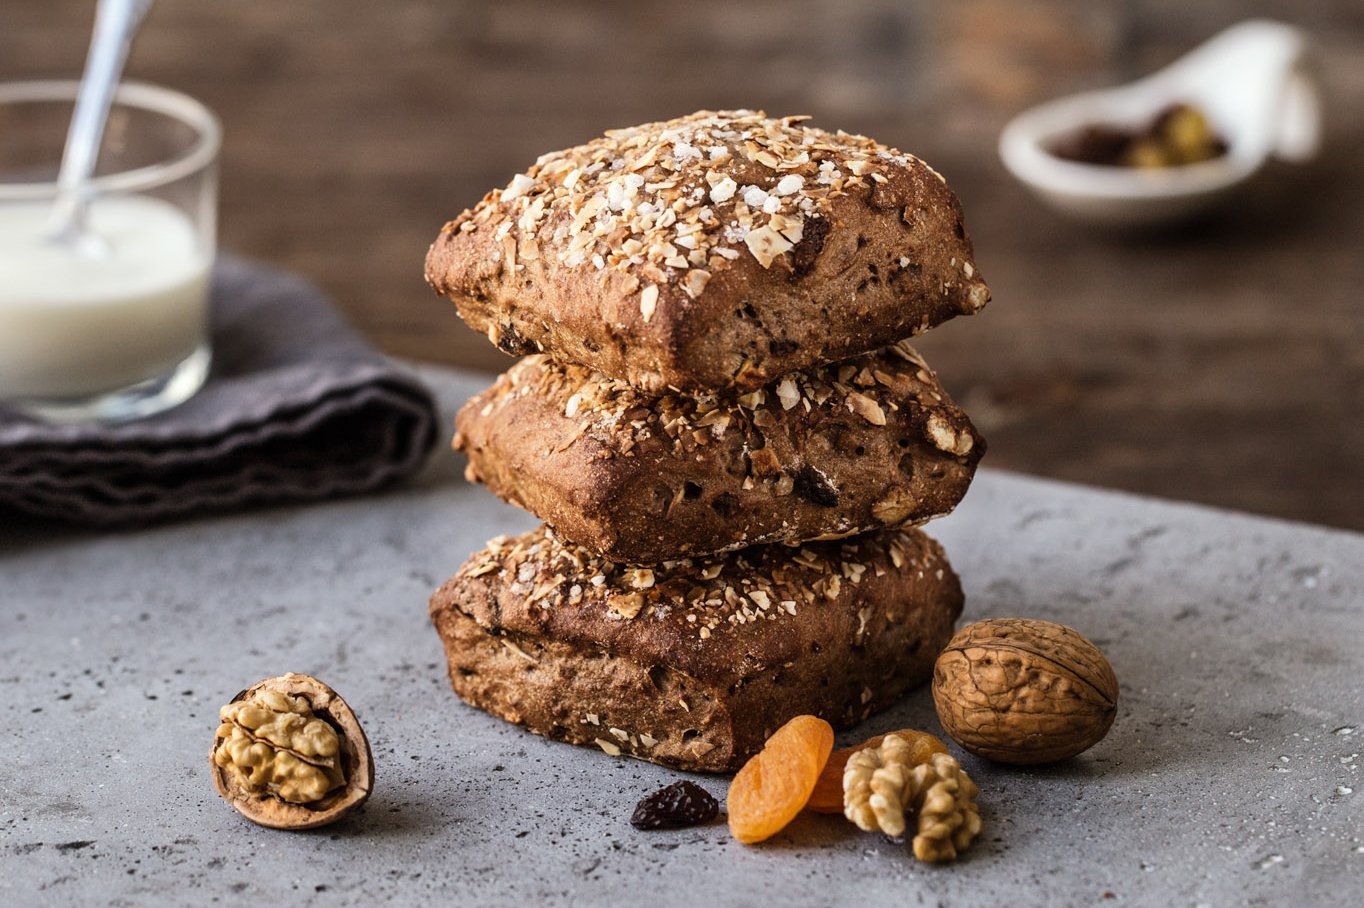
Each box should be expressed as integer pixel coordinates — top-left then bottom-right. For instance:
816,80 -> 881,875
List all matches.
998,20 -> 1320,227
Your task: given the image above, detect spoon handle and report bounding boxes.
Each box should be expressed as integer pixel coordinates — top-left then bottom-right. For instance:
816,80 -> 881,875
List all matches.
48,0 -> 154,231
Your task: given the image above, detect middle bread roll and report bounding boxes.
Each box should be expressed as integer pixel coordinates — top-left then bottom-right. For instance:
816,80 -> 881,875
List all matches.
455,341 -> 982,564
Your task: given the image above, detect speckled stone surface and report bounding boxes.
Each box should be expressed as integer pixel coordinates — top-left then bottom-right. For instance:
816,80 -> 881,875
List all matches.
1,367 -> 1360,907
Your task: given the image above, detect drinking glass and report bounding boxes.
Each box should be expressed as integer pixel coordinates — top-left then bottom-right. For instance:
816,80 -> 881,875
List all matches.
0,80 -> 220,422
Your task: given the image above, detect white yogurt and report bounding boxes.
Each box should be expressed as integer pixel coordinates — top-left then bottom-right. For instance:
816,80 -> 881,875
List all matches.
0,195 -> 210,398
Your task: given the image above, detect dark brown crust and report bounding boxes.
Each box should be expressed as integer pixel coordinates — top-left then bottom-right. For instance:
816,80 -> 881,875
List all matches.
424,110 -> 989,392
428,526 -> 963,772
454,344 -> 983,564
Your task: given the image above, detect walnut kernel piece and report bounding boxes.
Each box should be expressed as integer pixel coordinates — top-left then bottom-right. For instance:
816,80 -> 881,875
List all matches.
932,618 -> 1119,764
925,413 -> 973,456
216,691 -> 343,803
905,752 -> 982,862
211,673 -> 373,830
609,592 -> 645,620
843,732 -> 917,837
871,491 -> 916,526
843,737 -> 982,862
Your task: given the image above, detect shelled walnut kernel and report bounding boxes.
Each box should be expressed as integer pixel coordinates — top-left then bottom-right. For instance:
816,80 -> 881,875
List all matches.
210,674 -> 373,830
843,736 -> 981,862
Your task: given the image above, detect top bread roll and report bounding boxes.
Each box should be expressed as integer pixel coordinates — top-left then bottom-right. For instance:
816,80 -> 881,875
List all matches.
426,110 -> 990,392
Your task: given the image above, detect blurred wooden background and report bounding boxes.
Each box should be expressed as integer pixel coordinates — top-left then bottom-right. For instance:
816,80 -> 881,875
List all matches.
4,1 -> 1362,530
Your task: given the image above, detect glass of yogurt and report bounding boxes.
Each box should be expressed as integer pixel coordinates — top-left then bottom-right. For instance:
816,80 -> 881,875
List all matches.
0,80 -> 220,422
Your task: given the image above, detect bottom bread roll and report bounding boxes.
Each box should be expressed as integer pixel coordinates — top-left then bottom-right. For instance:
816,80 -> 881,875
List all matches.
429,526 -> 963,772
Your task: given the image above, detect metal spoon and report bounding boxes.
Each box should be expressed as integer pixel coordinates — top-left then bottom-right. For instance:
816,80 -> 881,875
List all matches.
46,0 -> 155,256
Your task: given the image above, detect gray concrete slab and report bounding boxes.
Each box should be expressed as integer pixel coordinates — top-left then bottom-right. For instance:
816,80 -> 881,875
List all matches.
1,367 -> 1360,907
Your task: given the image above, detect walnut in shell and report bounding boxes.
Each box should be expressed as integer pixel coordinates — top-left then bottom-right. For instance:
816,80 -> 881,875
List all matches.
932,618 -> 1118,764
211,673 -> 373,829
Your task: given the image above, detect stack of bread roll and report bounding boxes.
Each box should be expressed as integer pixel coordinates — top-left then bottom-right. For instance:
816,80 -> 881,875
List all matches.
424,110 -> 990,772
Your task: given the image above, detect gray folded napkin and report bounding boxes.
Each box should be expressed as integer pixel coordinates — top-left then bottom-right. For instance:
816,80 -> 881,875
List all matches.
0,257 -> 439,525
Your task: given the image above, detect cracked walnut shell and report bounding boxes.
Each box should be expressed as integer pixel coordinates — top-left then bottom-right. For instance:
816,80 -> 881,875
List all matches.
211,674 -> 373,830
933,618 -> 1118,764
843,738 -> 982,862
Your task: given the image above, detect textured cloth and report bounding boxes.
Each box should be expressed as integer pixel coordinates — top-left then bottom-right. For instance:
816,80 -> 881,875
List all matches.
0,257 -> 438,525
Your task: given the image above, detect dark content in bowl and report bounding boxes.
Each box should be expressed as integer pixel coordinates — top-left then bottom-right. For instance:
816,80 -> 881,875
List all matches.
1047,103 -> 1228,168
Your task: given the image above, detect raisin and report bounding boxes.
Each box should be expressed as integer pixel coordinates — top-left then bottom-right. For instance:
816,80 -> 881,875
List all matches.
494,322 -> 539,355
630,780 -> 719,830
793,465 -> 839,507
787,216 -> 830,279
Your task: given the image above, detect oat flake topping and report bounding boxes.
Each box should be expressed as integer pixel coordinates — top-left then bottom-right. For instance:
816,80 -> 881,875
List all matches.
458,525 -> 943,641
477,340 -> 969,469
452,109 -> 935,309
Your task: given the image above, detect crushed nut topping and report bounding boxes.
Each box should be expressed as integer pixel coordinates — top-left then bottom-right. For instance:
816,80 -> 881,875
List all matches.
457,525 -> 945,641
845,391 -> 887,426
446,110 -> 959,312
872,491 -> 918,527
926,413 -> 974,456
460,340 -> 974,478
609,592 -> 645,620
639,283 -> 659,322
844,740 -> 982,862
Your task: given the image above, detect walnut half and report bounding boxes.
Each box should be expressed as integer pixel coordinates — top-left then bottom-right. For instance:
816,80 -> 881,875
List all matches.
843,735 -> 982,862
211,673 -> 373,830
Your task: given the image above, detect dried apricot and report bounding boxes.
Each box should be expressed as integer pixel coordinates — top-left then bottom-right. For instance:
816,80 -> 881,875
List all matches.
727,715 -> 834,843
805,727 -> 947,814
